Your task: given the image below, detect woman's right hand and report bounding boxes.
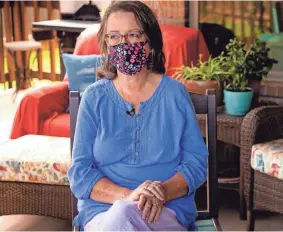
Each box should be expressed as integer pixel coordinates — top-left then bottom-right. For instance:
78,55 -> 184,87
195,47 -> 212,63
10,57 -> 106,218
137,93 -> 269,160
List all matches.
125,180 -> 164,202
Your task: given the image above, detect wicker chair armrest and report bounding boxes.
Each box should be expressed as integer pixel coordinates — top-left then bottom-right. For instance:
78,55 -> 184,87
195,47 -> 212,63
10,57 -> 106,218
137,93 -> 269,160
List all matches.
241,105 -> 283,202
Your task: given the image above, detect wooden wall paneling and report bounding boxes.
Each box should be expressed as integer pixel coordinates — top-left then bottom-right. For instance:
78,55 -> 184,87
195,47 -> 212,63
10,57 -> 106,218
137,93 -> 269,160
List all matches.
32,1 -> 43,80
249,2 -> 256,44
231,2 -> 236,32
20,1 -> 30,82
267,2 -> 272,32
268,2 -> 273,32
3,1 -> 15,87
47,1 -> 56,81
20,1 -> 28,41
240,2 -> 245,43
38,1 -> 47,8
33,1 -> 39,22
0,8 -> 5,83
221,1 -> 226,26
52,1 -> 60,10
12,1 -> 24,70
203,1 -> 207,19
260,2 -> 266,31
211,1 -> 216,22
199,1 -> 274,43
26,0 -> 60,9
13,1 -> 25,88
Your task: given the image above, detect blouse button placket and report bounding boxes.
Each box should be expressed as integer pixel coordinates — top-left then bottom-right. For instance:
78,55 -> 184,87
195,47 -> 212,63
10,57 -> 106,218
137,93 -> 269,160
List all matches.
134,114 -> 141,160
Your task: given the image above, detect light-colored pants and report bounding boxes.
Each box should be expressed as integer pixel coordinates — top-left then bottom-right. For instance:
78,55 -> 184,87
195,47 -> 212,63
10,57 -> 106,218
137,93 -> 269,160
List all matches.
84,200 -> 187,231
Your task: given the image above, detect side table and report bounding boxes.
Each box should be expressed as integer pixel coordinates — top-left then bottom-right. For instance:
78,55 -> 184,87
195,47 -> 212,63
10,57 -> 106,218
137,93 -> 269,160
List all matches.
197,108 -> 245,218
197,103 -> 280,221
4,40 -> 42,98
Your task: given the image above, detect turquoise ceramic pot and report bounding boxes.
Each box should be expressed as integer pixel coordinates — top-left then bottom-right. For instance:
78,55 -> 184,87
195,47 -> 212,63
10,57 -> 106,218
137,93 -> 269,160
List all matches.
224,88 -> 253,116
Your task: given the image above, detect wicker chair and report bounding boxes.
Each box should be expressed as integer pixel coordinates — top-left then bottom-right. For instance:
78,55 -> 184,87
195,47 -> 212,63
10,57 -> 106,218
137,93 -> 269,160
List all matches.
0,89 -> 220,230
0,182 -> 71,220
241,106 -> 283,230
69,89 -> 222,231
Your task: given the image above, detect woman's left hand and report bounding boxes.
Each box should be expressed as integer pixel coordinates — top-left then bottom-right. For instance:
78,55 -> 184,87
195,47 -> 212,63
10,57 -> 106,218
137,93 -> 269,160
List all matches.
149,197 -> 164,223
138,195 -> 164,223
137,181 -> 165,223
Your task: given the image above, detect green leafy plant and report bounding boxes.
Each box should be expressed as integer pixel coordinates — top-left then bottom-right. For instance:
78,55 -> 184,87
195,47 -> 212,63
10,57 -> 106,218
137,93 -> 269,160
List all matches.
173,55 -> 230,82
174,38 -> 278,93
222,38 -> 278,91
221,38 -> 249,91
245,39 -> 278,81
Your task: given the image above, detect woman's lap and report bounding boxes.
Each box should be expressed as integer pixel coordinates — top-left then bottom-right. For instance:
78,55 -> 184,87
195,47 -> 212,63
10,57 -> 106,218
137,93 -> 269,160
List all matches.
84,200 -> 187,231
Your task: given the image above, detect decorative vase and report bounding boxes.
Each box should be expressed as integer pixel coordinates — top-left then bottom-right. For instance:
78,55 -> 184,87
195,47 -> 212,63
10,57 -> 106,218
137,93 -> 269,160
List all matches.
179,79 -> 222,106
224,88 -> 253,116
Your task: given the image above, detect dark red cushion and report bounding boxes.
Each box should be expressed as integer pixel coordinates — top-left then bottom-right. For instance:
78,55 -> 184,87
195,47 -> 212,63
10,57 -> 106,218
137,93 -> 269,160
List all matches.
41,113 -> 70,137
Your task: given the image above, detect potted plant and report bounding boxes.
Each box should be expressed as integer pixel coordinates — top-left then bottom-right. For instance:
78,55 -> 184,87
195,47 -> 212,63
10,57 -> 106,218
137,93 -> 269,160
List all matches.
222,39 -> 253,116
173,55 -> 230,106
245,39 -> 278,105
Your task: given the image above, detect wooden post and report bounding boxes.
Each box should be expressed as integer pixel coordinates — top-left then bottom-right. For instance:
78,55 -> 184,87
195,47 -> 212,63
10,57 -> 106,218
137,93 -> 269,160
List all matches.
13,2 -> 23,67
33,1 -> 39,22
47,1 -> 56,82
3,1 -> 15,88
20,2 -> 29,41
0,8 -> 5,84
33,1 -> 43,80
12,1 -> 25,89
20,1 -> 31,86
189,1 -> 199,29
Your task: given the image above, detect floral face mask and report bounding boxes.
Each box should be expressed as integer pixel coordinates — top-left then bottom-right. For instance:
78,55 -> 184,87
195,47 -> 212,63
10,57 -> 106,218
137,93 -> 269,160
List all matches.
108,41 -> 148,75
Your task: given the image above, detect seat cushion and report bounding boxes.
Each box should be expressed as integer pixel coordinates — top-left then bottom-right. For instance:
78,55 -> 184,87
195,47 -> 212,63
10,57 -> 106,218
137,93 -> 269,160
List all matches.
42,113 -> 70,137
251,138 -> 283,180
196,219 -> 216,231
4,40 -> 41,51
0,135 -> 70,185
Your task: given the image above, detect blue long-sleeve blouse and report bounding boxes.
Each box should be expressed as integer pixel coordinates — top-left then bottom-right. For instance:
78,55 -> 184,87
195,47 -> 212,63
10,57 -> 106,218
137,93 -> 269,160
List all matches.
67,74 -> 208,229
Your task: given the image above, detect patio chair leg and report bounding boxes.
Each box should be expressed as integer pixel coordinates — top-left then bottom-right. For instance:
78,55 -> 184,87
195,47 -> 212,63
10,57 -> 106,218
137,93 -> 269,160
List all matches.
247,209 -> 255,231
240,153 -> 247,220
247,168 -> 255,231
239,191 -> 247,220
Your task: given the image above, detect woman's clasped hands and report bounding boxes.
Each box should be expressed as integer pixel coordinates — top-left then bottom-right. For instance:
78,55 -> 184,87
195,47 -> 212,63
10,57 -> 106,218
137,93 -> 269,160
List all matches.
126,180 -> 165,223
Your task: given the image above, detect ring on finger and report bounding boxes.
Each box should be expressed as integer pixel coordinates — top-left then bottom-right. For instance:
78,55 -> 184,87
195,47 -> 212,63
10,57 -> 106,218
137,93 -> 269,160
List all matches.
154,183 -> 162,188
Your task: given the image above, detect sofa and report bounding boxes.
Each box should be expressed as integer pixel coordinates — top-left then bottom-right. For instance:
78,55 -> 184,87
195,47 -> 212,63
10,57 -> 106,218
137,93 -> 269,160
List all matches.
10,24 -> 209,139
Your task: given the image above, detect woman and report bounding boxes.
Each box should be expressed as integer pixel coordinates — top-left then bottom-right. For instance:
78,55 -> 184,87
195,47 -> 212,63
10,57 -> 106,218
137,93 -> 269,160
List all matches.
68,1 -> 208,231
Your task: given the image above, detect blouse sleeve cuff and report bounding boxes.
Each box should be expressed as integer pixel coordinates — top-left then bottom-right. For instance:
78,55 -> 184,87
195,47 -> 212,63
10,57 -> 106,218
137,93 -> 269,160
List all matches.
174,165 -> 194,196
81,171 -> 106,199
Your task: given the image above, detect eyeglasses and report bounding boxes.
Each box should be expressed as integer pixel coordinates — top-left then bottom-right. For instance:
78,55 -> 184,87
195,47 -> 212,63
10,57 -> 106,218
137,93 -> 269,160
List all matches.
105,30 -> 145,46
